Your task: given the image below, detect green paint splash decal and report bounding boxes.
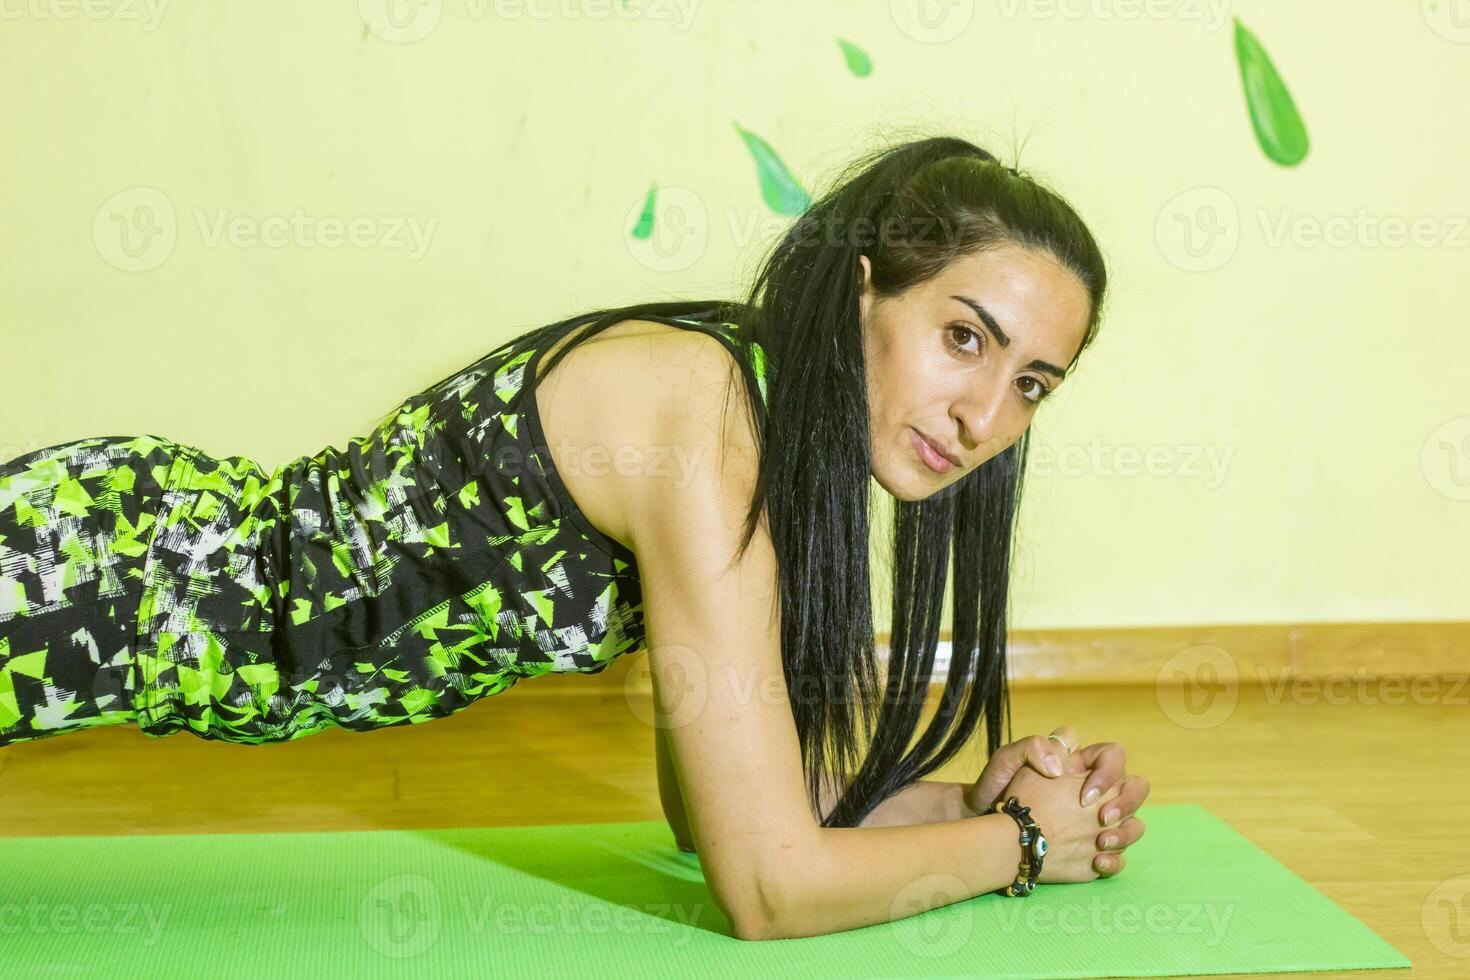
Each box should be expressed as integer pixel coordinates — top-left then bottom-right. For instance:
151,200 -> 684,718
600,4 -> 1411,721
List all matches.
733,122 -> 811,216
1233,17 -> 1309,167
631,181 -> 656,240
837,38 -> 872,77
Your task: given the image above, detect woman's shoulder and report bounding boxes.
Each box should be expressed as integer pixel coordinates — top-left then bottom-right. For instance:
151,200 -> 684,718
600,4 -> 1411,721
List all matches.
547,317 -> 759,426
532,317 -> 763,553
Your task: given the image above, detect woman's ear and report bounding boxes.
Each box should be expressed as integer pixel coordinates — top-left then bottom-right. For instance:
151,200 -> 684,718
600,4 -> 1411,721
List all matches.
857,254 -> 873,327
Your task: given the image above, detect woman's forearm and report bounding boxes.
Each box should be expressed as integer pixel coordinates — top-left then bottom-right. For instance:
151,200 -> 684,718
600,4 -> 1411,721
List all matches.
758,812 -> 1023,940
856,779 -> 975,828
666,759 -> 975,851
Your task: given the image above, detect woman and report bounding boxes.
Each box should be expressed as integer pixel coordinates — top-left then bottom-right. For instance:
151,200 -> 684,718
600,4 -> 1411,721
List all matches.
0,135 -> 1149,938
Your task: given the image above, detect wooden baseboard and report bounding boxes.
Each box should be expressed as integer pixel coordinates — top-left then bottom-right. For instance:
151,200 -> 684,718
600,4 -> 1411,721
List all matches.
514,620 -> 1470,698
1004,620 -> 1470,686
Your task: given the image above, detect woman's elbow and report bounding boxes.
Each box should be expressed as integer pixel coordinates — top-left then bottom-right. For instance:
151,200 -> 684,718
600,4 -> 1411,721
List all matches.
727,888 -> 798,942
703,858 -> 786,942
727,896 -> 785,942
731,903 -> 817,942
727,833 -> 831,941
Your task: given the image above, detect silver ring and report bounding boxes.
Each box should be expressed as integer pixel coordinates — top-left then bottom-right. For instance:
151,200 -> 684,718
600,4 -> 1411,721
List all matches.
1047,733 -> 1074,754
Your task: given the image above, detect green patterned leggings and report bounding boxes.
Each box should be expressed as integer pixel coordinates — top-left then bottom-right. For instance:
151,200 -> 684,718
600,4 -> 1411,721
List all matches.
0,429 -> 523,749
0,435 -> 176,746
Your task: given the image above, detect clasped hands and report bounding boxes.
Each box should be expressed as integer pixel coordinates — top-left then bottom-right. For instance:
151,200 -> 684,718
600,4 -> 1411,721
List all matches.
963,725 -> 1149,879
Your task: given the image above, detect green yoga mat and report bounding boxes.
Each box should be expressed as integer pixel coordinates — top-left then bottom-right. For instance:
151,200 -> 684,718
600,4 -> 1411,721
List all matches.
0,803 -> 1407,978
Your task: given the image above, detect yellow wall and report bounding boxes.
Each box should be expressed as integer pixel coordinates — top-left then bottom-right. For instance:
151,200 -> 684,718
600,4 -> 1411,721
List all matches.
3,2 -> 1466,628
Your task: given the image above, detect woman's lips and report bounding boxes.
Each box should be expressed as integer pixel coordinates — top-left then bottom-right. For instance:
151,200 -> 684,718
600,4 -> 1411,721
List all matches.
910,428 -> 954,474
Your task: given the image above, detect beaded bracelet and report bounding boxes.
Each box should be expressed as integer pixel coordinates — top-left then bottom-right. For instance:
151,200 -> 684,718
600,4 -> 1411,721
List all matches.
992,795 -> 1049,897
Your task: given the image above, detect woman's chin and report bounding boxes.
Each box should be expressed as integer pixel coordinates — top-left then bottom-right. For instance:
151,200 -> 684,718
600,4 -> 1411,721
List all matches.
871,464 -> 931,503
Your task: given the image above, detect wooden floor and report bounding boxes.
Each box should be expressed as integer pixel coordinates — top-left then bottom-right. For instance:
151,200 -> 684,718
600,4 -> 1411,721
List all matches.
0,670 -> 1455,978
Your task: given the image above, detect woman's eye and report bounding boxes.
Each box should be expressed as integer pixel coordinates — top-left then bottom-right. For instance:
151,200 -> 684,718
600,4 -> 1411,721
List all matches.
947,323 -> 981,354
948,323 -> 1051,406
1018,376 -> 1051,405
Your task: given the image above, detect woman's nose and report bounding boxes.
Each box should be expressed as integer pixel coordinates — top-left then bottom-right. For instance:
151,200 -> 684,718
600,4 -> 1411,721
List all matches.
954,387 -> 1011,450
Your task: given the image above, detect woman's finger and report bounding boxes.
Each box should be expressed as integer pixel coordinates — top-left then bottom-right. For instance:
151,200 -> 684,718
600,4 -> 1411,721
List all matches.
1075,742 -> 1126,806
1094,850 -> 1128,877
1097,815 -> 1145,853
1099,775 -> 1151,827
1026,732 -> 1070,776
1046,725 -> 1081,760
967,732 -> 1071,814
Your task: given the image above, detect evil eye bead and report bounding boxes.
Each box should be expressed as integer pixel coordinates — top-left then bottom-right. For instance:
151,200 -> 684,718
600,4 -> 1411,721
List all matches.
1036,837 -> 1048,857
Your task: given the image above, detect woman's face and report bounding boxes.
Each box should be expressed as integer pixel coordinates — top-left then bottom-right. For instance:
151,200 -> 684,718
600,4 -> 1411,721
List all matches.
859,244 -> 1092,501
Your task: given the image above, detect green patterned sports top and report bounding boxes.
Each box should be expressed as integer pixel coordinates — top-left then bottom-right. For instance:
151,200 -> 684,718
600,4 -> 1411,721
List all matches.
110,308 -> 769,739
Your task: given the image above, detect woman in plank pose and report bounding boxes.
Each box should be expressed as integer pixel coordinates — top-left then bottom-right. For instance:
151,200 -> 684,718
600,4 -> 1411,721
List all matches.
0,135 -> 1148,939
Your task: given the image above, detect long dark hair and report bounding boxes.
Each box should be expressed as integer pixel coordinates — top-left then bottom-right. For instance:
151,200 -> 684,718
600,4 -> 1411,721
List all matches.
499,134 -> 1108,829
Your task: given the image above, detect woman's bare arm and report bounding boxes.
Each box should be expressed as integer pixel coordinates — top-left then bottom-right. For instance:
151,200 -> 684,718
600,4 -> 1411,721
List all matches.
624,333 -> 1026,940
658,728 -> 971,848
850,779 -> 976,825
655,723 -> 698,851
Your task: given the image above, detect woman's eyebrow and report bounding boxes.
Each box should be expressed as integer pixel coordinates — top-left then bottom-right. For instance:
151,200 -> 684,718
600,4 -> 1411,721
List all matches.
950,294 -> 1069,380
